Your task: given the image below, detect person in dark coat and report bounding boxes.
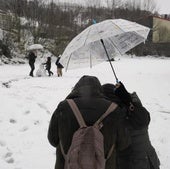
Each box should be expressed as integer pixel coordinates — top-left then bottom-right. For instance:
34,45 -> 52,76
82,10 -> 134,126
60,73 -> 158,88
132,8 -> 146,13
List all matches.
28,51 -> 37,77
55,56 -> 64,77
44,57 -> 53,76
48,75 -> 131,169
102,82 -> 160,169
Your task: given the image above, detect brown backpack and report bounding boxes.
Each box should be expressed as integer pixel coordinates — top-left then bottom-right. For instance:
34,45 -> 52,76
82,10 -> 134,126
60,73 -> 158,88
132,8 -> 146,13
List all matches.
60,99 -> 118,169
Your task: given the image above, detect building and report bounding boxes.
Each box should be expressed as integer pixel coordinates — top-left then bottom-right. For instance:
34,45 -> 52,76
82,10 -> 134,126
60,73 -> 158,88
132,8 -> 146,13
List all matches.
136,15 -> 170,56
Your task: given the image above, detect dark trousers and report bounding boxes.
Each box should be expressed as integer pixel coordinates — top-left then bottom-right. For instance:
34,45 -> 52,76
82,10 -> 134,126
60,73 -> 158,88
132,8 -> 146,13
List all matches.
29,63 -> 35,76
47,69 -> 53,76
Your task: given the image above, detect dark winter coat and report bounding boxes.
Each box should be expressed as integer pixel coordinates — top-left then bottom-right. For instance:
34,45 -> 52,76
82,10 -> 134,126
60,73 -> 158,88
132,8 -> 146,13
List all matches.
55,57 -> 64,68
102,84 -> 160,169
28,52 -> 36,65
44,60 -> 51,70
43,57 -> 52,70
116,93 -> 160,169
48,76 -> 130,169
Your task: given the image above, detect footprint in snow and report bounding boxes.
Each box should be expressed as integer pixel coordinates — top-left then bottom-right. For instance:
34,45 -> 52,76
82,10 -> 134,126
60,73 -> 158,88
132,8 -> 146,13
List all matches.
4,152 -> 14,164
34,120 -> 40,125
2,82 -> 11,88
4,152 -> 13,158
159,110 -> 170,114
9,119 -> 17,124
37,103 -> 50,114
6,157 -> 14,164
0,140 -> 6,147
24,110 -> 30,115
19,126 -> 29,132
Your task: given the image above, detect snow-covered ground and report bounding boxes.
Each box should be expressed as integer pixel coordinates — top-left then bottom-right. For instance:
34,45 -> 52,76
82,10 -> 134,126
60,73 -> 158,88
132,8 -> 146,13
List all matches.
0,55 -> 170,169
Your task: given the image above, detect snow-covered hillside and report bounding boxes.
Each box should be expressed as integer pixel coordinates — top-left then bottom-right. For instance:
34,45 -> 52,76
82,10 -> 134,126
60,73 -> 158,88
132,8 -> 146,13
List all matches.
0,55 -> 170,169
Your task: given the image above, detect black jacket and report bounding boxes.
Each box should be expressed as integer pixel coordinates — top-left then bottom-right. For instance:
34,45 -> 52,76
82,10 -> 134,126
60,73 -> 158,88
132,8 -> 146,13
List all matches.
44,60 -> 51,70
55,57 -> 64,68
116,93 -> 160,169
48,76 -> 130,169
102,84 -> 160,169
28,52 -> 36,64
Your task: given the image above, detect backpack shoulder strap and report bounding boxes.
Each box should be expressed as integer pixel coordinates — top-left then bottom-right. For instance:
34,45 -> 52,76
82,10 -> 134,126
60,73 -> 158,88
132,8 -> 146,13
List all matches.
106,143 -> 115,160
67,99 -> 87,128
94,102 -> 118,128
94,102 -> 117,160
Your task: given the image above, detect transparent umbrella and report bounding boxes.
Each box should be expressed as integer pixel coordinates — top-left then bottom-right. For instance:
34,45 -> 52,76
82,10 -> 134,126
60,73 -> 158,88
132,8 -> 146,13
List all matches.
60,19 -> 150,82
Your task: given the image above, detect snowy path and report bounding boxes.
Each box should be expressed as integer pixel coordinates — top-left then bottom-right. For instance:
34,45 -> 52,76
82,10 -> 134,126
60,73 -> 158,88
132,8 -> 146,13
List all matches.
0,56 -> 170,169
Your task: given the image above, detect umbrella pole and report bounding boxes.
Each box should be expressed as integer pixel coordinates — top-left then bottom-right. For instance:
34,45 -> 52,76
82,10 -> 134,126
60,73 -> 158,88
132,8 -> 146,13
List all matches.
100,39 -> 119,83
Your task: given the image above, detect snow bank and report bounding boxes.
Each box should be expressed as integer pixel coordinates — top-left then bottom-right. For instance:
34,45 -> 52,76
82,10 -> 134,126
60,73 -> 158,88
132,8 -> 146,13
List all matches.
0,56 -> 170,169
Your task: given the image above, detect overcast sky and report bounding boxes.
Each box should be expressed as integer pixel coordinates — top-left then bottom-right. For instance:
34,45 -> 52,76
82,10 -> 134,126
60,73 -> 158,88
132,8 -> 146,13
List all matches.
155,0 -> 170,14
54,0 -> 170,14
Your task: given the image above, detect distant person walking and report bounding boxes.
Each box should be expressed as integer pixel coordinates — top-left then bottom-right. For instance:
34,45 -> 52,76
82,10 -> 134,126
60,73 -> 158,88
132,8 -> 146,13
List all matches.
55,56 -> 64,77
44,57 -> 53,76
28,51 -> 37,77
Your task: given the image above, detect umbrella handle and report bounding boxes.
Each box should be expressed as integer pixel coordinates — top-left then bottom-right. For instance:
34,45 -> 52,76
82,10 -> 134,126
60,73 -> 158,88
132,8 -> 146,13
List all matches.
100,39 -> 119,83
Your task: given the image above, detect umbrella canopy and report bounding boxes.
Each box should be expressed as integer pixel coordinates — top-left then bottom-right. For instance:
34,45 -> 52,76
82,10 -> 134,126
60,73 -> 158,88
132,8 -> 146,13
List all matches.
60,19 -> 150,81
27,44 -> 44,51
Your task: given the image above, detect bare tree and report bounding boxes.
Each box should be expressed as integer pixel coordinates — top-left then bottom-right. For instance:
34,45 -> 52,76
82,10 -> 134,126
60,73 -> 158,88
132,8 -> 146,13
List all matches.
141,0 -> 157,13
105,0 -> 122,18
85,0 -> 102,8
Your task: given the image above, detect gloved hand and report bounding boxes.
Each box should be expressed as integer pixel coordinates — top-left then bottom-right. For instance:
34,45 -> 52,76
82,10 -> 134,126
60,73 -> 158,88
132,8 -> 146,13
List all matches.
114,82 -> 134,110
